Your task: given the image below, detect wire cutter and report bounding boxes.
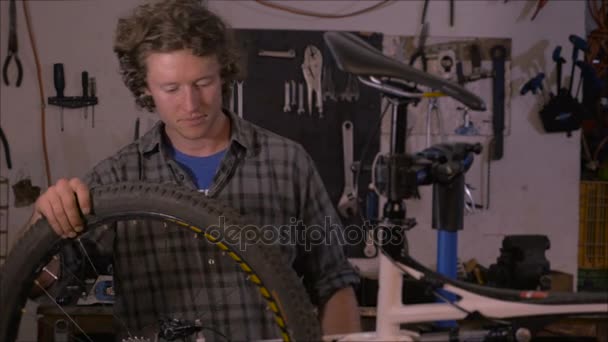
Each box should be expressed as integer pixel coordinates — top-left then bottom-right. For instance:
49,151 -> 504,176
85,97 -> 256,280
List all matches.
3,0 -> 23,87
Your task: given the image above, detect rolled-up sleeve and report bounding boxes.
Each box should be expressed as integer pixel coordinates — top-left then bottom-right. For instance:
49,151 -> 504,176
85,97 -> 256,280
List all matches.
293,147 -> 360,307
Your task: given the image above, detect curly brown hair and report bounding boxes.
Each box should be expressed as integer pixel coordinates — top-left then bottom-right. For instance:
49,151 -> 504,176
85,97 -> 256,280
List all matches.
113,0 -> 240,112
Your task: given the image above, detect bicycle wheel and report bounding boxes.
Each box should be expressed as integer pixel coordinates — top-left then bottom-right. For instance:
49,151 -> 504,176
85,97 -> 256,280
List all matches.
0,182 -> 322,342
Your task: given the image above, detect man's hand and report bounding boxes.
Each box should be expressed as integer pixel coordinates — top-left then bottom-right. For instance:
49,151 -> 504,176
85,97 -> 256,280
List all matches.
26,178 -> 89,297
34,178 -> 91,238
320,286 -> 361,335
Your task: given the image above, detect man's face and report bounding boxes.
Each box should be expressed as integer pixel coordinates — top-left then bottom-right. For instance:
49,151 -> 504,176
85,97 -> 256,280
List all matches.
145,50 -> 225,144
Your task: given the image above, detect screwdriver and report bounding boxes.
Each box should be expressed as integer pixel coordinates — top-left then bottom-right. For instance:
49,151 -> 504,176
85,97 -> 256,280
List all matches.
89,77 -> 96,128
53,63 -> 65,132
81,71 -> 89,119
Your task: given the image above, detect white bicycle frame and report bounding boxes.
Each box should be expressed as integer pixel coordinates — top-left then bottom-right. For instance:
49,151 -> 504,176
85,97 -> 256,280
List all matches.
334,253 -> 608,341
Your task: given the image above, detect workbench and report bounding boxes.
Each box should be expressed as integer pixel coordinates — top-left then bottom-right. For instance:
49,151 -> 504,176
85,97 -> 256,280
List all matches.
37,302 -> 114,342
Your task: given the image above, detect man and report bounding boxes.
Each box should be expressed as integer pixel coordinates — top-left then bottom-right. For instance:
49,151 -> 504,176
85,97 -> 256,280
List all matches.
31,0 -> 360,340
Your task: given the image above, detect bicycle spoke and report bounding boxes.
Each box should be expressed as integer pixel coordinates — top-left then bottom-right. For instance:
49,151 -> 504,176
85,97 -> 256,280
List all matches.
33,281 -> 94,342
76,237 -> 100,277
44,236 -> 133,340
41,266 -> 59,281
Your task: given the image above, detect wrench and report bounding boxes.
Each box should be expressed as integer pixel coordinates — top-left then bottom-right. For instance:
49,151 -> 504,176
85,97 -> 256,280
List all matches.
283,81 -> 291,112
237,80 -> 244,118
425,98 -> 446,146
337,121 -> 357,218
229,81 -> 235,113
322,63 -> 336,101
290,80 -> 297,111
297,82 -> 305,115
339,73 -> 359,102
258,49 -> 296,58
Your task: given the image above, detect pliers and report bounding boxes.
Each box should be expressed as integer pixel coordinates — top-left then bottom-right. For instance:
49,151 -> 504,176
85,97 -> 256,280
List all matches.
301,45 -> 323,116
3,0 -> 23,87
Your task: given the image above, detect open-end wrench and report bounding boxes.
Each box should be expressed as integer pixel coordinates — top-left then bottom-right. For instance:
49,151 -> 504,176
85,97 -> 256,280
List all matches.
425,97 -> 445,146
339,73 -> 360,102
258,49 -> 296,58
297,82 -> 305,115
290,80 -> 296,111
283,81 -> 291,112
322,63 -> 336,101
337,121 -> 357,218
237,80 -> 244,118
229,81 -> 235,113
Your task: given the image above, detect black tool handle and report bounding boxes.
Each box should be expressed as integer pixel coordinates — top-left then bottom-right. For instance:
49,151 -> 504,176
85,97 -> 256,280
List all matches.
551,46 -> 565,92
134,117 -> 140,141
556,62 -> 563,93
491,45 -> 506,160
449,0 -> 454,27
470,44 -> 481,70
53,63 -> 65,98
90,77 -> 96,97
456,62 -> 465,85
81,71 -> 89,98
0,125 -> 12,170
567,35 -> 589,96
421,0 -> 429,24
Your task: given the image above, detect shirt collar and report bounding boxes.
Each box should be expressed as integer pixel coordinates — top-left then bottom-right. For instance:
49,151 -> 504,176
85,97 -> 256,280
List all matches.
138,109 -> 257,157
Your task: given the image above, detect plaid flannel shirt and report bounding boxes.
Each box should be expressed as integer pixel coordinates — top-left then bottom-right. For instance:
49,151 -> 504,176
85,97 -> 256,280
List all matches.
69,110 -> 359,341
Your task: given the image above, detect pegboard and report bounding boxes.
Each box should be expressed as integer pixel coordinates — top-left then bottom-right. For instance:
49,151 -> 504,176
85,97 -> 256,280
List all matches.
229,30 -> 511,255
383,35 -> 512,140
380,35 -> 512,213
232,29 -> 383,226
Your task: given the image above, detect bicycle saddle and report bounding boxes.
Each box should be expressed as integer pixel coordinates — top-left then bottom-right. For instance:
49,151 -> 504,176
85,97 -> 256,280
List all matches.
323,31 -> 487,112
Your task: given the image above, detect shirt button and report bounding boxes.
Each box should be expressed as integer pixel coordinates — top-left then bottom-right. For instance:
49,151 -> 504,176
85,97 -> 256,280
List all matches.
179,174 -> 185,180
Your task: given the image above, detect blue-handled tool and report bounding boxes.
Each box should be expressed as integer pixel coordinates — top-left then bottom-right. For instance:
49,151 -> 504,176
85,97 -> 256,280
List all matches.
520,73 -> 545,96
551,46 -> 566,95
575,60 -> 605,99
567,34 -> 589,96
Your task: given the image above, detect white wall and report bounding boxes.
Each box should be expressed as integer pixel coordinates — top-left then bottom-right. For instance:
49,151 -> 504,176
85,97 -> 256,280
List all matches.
206,0 -> 584,275
0,0 -> 585,340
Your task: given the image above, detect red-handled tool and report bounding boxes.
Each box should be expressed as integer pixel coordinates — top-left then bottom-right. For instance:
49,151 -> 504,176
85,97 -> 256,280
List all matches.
531,0 -> 549,21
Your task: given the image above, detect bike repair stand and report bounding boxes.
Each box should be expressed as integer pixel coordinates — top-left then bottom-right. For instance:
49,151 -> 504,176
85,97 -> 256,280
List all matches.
433,172 -> 464,328
377,94 -> 470,331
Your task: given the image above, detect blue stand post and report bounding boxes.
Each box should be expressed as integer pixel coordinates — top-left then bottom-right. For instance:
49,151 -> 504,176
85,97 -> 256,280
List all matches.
436,230 -> 458,328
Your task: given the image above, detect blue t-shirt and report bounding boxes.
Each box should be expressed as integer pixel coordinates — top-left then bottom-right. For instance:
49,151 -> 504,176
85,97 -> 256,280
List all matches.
168,146 -> 227,193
